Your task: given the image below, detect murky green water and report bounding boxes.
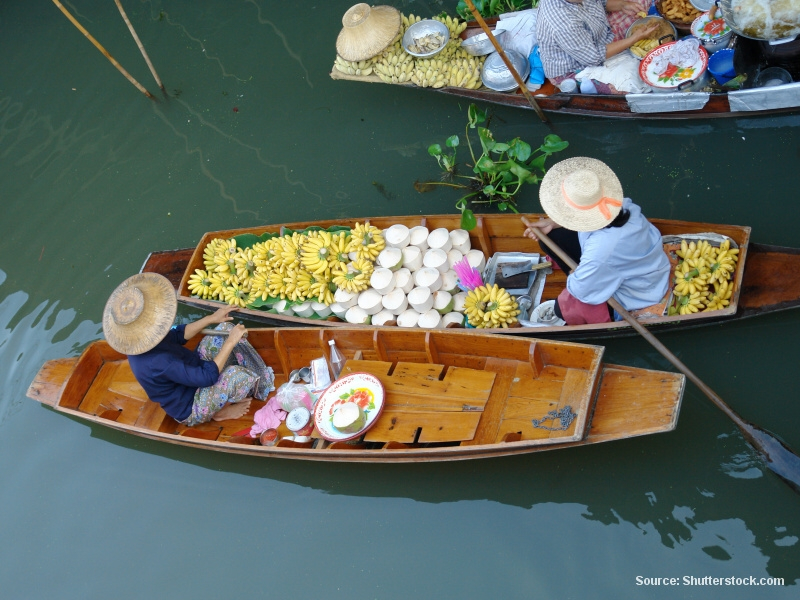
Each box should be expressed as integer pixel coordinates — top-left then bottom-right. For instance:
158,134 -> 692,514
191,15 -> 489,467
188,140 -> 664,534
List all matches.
1,1 -> 799,597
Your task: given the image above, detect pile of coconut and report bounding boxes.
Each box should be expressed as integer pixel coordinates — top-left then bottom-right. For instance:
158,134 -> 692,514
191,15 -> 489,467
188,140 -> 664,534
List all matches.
329,224 -> 485,328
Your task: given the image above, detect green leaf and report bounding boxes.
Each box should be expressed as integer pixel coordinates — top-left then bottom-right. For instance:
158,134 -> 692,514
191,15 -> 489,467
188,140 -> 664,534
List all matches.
492,142 -> 510,153
528,153 -> 547,172
428,144 -> 443,157
508,161 -> 531,180
477,127 -> 495,154
483,184 -> 496,196
446,135 -> 459,149
498,202 -> 508,211
541,134 -> 569,153
247,295 -> 279,308
461,209 -> 477,231
467,104 -> 487,128
232,233 -> 262,249
508,139 -> 532,162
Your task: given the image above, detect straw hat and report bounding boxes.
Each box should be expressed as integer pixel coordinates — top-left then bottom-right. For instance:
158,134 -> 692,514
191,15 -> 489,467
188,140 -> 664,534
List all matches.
102,273 -> 177,355
539,157 -> 624,232
336,4 -> 401,62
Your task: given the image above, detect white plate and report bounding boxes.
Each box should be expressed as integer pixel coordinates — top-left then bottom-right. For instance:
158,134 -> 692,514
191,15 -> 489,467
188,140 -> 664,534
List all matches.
313,372 -> 385,442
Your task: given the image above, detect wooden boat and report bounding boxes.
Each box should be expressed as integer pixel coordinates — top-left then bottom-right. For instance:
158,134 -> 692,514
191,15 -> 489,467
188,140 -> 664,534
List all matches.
139,213 -> 800,340
26,327 -> 685,462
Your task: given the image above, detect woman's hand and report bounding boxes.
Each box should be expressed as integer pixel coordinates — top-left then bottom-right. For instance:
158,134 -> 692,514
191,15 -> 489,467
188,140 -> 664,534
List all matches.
225,323 -> 247,346
606,0 -> 642,14
184,305 -> 238,340
522,217 -> 558,242
208,305 -> 237,325
630,20 -> 659,42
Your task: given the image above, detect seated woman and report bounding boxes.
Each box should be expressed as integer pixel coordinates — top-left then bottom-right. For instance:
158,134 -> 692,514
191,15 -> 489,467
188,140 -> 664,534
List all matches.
102,273 -> 274,425
522,157 -> 671,326
536,0 -> 658,93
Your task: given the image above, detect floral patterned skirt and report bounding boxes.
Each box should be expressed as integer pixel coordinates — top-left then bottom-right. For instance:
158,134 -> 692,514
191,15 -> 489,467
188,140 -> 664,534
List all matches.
183,323 -> 275,426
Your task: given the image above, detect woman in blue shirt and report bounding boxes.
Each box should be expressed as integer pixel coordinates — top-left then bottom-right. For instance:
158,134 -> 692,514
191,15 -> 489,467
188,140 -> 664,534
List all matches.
103,273 -> 274,425
522,157 -> 671,325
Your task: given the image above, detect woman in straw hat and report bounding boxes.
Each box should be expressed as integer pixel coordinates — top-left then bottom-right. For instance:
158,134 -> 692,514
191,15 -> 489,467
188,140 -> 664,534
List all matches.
523,157 -> 670,326
103,273 -> 274,425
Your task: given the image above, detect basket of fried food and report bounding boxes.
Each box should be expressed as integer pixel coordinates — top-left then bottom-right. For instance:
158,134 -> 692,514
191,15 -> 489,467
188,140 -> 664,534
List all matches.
627,15 -> 678,59
656,0 -> 703,32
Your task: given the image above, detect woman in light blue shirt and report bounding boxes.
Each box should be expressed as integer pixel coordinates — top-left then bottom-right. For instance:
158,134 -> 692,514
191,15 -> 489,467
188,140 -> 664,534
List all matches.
523,157 -> 671,325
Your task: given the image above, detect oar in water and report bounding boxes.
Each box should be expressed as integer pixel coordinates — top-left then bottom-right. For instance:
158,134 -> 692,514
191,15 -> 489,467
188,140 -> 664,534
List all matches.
461,0 -> 549,124
521,216 -> 800,493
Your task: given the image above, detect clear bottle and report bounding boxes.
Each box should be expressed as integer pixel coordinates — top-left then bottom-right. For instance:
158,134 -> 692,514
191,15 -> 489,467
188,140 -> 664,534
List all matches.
328,339 -> 346,380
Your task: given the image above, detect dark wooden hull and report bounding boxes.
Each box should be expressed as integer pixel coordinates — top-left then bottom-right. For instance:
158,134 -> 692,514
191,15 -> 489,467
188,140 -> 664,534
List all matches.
139,214 -> 800,340
26,329 -> 685,463
330,68 -> 800,120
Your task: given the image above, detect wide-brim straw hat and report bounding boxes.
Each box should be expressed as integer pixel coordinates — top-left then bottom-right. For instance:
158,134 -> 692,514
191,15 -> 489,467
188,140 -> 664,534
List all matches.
539,157 -> 624,232
336,3 -> 401,62
102,273 -> 177,355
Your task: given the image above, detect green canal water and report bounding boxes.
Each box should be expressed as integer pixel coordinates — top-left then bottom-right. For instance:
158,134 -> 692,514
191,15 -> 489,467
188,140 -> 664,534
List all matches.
1,1 -> 799,598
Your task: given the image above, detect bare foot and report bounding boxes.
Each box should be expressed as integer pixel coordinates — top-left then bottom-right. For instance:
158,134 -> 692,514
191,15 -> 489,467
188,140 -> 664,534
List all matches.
212,399 -> 252,421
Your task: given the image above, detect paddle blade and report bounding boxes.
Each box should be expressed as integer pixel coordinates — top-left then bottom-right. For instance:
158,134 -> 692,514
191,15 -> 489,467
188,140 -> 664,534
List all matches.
741,421 -> 800,493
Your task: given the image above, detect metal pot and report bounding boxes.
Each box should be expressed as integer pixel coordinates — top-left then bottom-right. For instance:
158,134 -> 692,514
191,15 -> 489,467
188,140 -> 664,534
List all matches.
626,17 -> 677,60
691,12 -> 733,54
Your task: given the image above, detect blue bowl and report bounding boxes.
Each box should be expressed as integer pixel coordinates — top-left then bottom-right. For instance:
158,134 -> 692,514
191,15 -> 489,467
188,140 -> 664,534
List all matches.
708,49 -> 736,84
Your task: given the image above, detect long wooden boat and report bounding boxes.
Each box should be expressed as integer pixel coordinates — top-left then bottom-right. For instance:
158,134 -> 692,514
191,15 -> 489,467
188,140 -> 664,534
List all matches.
140,213 -> 800,340
26,328 -> 685,462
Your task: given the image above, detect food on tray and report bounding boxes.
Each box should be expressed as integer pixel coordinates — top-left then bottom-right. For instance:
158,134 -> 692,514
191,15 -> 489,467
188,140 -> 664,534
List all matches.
630,17 -> 674,57
730,0 -> 800,39
660,0 -> 702,23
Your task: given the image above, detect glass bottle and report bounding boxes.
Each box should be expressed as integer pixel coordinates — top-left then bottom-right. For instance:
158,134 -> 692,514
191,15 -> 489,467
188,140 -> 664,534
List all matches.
328,339 -> 346,380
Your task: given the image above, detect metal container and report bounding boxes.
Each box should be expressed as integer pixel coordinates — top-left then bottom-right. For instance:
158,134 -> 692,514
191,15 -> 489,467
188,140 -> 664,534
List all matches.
626,16 -> 677,60
480,49 -> 530,92
402,19 -> 450,58
460,30 -> 506,56
639,41 -> 710,93
691,12 -> 733,54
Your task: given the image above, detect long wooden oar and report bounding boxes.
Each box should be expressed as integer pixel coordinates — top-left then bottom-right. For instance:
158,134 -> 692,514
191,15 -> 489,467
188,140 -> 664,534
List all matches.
115,0 -> 165,93
461,0 -> 549,123
52,0 -> 154,99
521,216 -> 800,493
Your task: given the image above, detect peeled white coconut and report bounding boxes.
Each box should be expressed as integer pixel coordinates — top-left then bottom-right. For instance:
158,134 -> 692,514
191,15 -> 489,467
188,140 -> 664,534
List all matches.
345,305 -> 371,324
452,291 -> 468,313
348,250 -> 360,261
293,302 -> 315,318
408,225 -> 429,250
401,245 -> 423,271
358,289 -> 384,315
394,268 -> 414,294
396,308 -> 420,328
423,248 -> 449,273
334,288 -> 359,309
427,228 -> 453,253
377,247 -> 404,271
442,312 -> 465,328
414,267 -> 442,292
432,290 -> 454,314
274,299 -> 294,315
441,270 -> 459,294
449,229 -> 471,254
370,267 -> 396,295
418,308 -> 442,329
330,302 -> 348,319
311,301 -> 332,318
372,309 -> 397,326
466,249 -> 486,273
331,402 -> 367,434
447,249 -> 464,269
382,288 -> 408,315
384,224 -> 410,249
408,286 -> 434,313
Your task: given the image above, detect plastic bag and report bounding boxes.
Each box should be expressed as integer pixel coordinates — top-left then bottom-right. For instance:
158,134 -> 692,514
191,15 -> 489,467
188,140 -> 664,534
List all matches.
275,381 -> 317,413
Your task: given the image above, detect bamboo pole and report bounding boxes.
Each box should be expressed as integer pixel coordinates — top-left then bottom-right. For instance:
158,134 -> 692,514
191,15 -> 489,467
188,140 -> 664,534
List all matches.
51,0 -> 154,99
114,0 -> 165,92
461,0 -> 548,123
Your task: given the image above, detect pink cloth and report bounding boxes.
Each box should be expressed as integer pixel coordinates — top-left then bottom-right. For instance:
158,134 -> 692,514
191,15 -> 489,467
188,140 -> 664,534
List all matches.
249,395 -> 287,438
557,288 -> 613,326
606,0 -> 651,42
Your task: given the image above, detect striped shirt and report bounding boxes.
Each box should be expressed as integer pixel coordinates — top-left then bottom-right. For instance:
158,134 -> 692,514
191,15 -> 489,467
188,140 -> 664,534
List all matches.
536,0 -> 614,79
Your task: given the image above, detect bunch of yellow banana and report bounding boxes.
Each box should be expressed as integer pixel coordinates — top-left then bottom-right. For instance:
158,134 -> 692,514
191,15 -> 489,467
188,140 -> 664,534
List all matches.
432,14 -> 468,39
234,247 -> 258,281
347,222 -> 385,261
463,283 -> 520,328
203,238 -> 229,270
187,269 -> 214,299
208,273 -> 227,301
333,55 -> 376,77
410,57 -> 449,88
707,239 -> 739,285
282,268 -> 307,303
298,270 -> 336,305
676,238 -> 714,262
705,279 -> 732,311
673,257 -> 710,296
328,231 -> 351,272
401,13 -> 423,28
278,232 -> 307,271
222,282 -> 251,308
300,231 -> 333,275
630,38 -> 658,58
374,40 -> 415,84
445,54 -> 483,88
332,258 -> 373,293
676,290 -> 708,315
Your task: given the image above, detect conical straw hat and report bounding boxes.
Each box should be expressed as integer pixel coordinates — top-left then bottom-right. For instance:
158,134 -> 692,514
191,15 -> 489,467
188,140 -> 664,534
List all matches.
102,273 -> 177,355
539,157 -> 624,232
336,4 -> 401,62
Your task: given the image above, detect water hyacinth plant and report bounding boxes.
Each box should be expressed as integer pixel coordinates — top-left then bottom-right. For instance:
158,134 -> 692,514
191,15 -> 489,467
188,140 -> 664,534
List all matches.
420,104 -> 568,230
